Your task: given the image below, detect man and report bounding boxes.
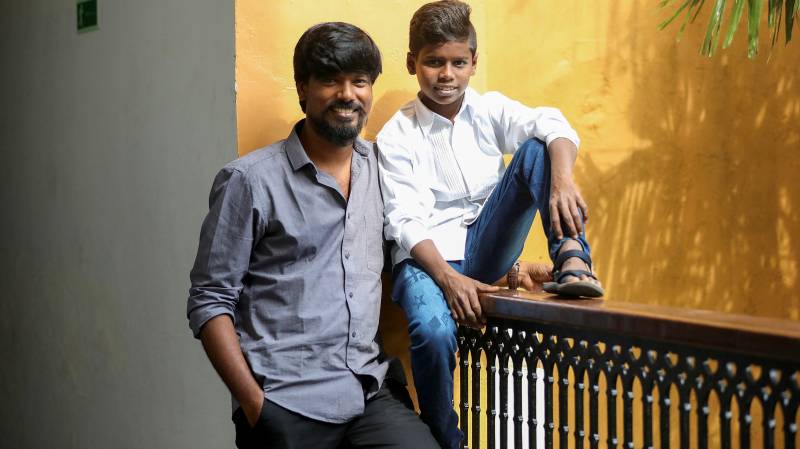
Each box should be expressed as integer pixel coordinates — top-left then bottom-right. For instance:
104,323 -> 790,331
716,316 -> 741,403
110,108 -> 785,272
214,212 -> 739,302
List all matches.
187,22 -> 437,449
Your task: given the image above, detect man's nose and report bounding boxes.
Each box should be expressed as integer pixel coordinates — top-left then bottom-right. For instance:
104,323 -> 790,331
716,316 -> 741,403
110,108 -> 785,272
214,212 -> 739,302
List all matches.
338,82 -> 357,101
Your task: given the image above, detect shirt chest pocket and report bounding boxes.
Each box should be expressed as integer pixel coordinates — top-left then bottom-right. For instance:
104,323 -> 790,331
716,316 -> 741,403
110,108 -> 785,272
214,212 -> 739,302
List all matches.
364,207 -> 384,273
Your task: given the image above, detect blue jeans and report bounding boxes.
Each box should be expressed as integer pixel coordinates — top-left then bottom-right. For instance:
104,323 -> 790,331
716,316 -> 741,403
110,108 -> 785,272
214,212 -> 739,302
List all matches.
391,139 -> 590,449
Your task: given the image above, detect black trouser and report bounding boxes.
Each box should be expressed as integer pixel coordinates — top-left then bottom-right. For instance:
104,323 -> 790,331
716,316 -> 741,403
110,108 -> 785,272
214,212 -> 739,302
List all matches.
232,380 -> 439,449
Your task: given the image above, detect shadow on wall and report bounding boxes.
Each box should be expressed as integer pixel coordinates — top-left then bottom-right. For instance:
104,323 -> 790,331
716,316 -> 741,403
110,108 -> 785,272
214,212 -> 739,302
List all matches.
365,89 -> 416,141
578,4 -> 800,319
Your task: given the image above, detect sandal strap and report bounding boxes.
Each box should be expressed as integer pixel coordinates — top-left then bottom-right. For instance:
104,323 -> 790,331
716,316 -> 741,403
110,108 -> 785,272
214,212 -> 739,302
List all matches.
554,269 -> 596,284
554,249 -> 592,271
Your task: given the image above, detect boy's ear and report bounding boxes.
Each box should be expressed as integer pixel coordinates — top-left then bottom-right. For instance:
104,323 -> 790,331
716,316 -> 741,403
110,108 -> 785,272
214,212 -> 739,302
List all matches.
470,52 -> 478,76
406,52 -> 416,75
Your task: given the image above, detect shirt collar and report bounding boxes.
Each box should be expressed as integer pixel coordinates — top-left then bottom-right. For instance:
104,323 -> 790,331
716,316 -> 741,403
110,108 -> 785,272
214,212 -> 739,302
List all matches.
285,120 -> 370,172
413,87 -> 478,137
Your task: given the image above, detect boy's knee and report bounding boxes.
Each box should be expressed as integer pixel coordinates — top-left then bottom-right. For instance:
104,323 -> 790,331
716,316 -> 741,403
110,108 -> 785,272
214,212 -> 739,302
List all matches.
518,138 -> 546,159
507,138 -> 548,181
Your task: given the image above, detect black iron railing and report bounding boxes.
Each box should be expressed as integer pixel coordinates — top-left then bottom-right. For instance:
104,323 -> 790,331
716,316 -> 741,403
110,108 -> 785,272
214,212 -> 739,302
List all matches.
456,291 -> 800,449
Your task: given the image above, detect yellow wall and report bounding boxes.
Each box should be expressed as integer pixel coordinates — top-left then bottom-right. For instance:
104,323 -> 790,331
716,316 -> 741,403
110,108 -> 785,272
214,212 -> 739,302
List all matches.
236,1 -> 800,322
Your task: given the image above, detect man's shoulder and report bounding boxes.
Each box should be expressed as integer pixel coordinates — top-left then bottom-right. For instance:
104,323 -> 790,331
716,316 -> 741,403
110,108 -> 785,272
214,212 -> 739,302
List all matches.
222,139 -> 288,179
355,136 -> 378,160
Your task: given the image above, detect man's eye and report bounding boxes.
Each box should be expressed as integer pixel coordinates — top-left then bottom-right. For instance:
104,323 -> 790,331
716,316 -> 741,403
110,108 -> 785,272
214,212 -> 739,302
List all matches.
353,78 -> 369,86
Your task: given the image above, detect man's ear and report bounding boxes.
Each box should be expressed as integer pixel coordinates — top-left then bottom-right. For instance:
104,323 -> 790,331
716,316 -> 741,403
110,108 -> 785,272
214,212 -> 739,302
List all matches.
406,52 -> 416,75
470,52 -> 478,76
296,81 -> 307,103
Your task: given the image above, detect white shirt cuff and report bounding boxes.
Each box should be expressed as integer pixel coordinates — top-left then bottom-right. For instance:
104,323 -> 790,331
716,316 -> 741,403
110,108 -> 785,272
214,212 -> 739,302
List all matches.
544,131 -> 580,150
399,221 -> 429,255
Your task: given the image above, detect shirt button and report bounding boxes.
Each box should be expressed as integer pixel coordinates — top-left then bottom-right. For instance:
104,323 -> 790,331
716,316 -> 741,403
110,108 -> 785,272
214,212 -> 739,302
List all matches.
348,292 -> 354,298
352,331 -> 357,338
344,251 -> 350,259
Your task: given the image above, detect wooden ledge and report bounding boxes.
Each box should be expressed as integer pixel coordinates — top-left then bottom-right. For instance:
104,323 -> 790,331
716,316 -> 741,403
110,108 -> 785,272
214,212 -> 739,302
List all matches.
480,290 -> 800,364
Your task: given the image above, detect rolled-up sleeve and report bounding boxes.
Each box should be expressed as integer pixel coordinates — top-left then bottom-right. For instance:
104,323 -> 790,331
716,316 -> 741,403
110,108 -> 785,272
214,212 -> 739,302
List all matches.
187,167 -> 259,338
376,130 -> 434,255
485,91 -> 580,153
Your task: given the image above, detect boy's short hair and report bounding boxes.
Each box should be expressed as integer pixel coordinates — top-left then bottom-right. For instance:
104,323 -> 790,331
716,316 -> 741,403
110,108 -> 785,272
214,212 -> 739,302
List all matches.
409,0 -> 477,56
293,22 -> 382,110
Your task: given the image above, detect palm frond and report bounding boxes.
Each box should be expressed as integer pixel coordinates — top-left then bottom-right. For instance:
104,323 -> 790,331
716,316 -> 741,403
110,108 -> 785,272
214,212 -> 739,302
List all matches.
702,0 -> 728,55
787,0 -> 798,42
659,0 -> 696,30
660,0 -> 799,57
722,0 -> 746,48
748,0 -> 764,57
769,0 -> 784,46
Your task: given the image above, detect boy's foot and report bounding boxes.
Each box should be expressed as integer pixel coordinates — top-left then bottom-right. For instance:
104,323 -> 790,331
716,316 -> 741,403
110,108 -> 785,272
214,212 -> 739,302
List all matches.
542,239 -> 604,298
557,240 -> 602,287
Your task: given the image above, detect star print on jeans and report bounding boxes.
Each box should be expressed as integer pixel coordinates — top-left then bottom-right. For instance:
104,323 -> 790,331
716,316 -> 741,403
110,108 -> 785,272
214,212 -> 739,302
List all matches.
411,293 -> 427,309
407,268 -> 428,285
441,310 -> 453,325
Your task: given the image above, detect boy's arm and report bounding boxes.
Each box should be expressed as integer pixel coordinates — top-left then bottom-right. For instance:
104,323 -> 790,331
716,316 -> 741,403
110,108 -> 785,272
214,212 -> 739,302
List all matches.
487,92 -> 587,238
377,130 -> 496,328
410,239 -> 498,328
376,131 -> 435,262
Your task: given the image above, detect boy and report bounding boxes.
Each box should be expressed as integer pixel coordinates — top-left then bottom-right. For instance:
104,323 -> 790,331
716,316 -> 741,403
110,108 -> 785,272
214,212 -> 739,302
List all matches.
376,1 -> 603,447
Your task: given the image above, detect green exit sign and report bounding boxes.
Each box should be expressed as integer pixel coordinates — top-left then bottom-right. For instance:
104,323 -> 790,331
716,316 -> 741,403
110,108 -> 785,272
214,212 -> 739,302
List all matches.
77,0 -> 98,32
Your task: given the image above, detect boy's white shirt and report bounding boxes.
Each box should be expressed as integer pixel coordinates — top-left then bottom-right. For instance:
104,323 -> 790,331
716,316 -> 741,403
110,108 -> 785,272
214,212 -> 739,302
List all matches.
376,87 -> 580,266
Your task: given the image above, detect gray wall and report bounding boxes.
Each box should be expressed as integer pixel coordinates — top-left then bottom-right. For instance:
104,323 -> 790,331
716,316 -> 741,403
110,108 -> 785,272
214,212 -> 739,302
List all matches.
0,1 -> 237,447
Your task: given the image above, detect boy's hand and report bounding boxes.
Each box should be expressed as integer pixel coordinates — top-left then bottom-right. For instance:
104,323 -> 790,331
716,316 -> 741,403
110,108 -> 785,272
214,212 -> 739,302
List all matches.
440,270 -> 499,328
409,239 -> 499,328
546,137 -> 587,240
549,173 -> 588,240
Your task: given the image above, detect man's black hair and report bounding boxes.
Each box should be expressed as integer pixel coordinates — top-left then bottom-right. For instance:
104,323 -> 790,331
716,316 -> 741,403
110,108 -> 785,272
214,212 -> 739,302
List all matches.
409,0 -> 477,56
293,22 -> 382,112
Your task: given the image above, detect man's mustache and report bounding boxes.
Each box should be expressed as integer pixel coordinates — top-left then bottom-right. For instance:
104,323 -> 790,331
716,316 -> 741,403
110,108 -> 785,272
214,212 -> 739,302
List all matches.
327,100 -> 365,113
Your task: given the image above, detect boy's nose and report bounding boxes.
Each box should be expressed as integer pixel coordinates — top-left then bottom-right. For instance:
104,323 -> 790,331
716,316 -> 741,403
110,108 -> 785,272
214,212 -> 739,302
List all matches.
438,64 -> 454,81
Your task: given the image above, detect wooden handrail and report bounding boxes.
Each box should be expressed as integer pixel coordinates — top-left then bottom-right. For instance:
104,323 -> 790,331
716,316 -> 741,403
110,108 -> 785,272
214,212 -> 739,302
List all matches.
480,290 -> 800,364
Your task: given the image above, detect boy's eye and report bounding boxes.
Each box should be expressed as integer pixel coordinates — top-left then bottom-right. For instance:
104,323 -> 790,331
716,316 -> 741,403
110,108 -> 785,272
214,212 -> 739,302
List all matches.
453,60 -> 468,67
423,58 -> 444,67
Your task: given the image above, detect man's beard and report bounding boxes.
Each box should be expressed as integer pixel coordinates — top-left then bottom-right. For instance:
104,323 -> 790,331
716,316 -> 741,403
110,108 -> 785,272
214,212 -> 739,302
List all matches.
307,100 -> 367,146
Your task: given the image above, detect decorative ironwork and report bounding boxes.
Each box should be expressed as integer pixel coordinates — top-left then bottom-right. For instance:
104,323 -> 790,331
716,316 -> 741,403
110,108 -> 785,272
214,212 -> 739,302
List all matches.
457,313 -> 800,449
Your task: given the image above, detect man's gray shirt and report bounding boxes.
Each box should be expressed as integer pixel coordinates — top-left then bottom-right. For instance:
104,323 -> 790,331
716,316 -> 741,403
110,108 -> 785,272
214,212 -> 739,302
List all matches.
187,121 -> 388,423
